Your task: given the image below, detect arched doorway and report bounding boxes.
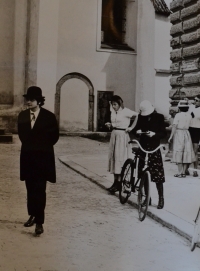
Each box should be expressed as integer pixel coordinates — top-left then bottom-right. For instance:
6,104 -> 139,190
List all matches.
55,73 -> 94,131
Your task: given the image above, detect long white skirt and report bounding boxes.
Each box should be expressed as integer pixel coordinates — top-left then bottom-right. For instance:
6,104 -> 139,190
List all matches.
108,130 -> 133,174
173,130 -> 196,163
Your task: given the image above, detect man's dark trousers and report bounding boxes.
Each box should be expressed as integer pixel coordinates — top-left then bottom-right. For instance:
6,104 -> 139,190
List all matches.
25,179 -> 47,224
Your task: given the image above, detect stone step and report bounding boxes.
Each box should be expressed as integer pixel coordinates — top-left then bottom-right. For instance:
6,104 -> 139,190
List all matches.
0,129 -> 5,135
0,134 -> 13,143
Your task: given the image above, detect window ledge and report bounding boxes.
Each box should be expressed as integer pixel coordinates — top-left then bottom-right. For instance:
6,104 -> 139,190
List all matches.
97,45 -> 136,55
155,69 -> 171,74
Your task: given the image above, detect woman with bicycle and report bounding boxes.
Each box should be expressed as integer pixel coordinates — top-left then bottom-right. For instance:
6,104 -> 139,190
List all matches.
127,100 -> 166,209
105,95 -> 138,193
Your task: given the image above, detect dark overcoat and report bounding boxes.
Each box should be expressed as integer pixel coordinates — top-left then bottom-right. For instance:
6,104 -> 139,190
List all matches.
18,107 -> 59,183
132,111 -> 166,149
131,111 -> 166,183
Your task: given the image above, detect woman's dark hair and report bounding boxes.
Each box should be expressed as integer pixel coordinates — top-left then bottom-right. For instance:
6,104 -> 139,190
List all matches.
179,106 -> 189,112
36,97 -> 45,107
110,95 -> 123,106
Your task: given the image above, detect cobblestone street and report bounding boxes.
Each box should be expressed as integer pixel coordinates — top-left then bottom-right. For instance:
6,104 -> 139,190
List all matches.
0,136 -> 200,271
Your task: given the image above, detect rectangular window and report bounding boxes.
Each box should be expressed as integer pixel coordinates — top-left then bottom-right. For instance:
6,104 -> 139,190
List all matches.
100,0 -> 134,51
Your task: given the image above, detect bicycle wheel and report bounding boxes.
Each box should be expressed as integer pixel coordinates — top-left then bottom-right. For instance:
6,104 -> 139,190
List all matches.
191,241 -> 196,252
138,170 -> 150,221
191,224 -> 198,251
119,159 -> 134,204
191,208 -> 200,251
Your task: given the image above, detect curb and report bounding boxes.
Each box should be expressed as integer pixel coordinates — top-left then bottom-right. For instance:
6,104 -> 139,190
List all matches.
59,157 -> 199,247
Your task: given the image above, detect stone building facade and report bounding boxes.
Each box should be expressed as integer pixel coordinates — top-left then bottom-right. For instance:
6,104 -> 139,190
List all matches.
0,0 -> 171,133
170,0 -> 200,111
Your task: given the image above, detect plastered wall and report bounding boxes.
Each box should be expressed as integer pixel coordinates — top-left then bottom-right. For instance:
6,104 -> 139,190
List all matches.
0,0 -> 15,105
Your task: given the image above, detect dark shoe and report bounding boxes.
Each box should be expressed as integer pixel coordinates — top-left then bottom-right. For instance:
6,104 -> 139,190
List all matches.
157,197 -> 164,209
106,180 -> 117,191
174,174 -> 184,178
109,182 -> 120,193
193,171 -> 198,177
35,224 -> 44,235
24,216 -> 35,227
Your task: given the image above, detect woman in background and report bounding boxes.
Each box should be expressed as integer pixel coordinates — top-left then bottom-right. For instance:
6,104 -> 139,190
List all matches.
168,100 -> 195,177
105,95 -> 138,193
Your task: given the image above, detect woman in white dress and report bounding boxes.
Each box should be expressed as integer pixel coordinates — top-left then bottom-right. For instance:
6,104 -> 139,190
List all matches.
168,100 -> 195,177
105,95 -> 138,192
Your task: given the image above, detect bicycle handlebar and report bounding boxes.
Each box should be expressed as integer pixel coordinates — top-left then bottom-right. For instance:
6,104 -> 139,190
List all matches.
128,139 -> 165,154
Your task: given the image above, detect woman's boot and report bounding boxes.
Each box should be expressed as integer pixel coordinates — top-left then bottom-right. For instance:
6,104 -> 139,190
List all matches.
106,179 -> 117,191
109,181 -> 120,193
156,183 -> 164,209
109,174 -> 121,193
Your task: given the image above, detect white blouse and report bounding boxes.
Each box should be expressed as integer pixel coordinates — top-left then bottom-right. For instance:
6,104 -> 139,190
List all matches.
173,112 -> 192,129
111,107 -> 138,129
188,106 -> 200,128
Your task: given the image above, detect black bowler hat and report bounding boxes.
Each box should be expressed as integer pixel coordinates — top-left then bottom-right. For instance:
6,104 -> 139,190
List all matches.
23,86 -> 45,99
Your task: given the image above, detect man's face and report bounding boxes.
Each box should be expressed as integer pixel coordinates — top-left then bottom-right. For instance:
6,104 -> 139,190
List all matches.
194,97 -> 200,108
26,98 -> 39,111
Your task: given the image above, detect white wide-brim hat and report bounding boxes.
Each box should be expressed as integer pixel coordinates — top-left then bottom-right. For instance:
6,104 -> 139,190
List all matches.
140,100 -> 154,116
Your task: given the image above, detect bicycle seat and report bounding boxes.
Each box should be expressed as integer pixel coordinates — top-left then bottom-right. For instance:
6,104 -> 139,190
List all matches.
132,146 -> 139,153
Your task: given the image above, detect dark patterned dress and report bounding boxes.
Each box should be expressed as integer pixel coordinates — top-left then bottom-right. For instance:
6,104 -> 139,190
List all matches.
137,148 -> 165,183
131,111 -> 166,184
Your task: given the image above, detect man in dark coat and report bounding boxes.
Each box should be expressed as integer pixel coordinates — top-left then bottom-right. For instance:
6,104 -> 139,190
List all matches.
18,86 -> 59,235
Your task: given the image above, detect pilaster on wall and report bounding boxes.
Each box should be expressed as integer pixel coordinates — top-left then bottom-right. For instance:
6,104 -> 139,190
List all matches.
170,0 -> 200,111
25,0 -> 40,90
36,0 -> 59,112
135,0 -> 155,111
13,0 -> 40,107
13,0 -> 27,107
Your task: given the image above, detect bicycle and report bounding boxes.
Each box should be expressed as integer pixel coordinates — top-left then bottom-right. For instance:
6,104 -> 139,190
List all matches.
119,138 -> 165,221
191,206 -> 200,251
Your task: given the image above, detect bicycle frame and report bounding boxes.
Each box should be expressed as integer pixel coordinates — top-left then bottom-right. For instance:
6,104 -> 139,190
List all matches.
130,139 -> 165,160
119,139 -> 164,220
130,139 -> 165,191
131,154 -> 149,191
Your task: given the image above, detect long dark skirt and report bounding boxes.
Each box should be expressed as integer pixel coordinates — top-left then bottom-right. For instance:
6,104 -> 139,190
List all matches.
137,148 -> 165,183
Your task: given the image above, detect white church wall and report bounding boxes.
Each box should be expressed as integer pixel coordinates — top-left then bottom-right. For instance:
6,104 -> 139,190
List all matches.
56,0 -> 137,131
36,0 -> 60,112
154,13 -> 171,117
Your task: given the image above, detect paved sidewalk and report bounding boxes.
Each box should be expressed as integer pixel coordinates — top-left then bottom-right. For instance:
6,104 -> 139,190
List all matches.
59,137 -> 200,243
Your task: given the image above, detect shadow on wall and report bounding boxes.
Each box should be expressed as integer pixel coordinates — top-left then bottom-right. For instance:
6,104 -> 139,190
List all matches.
102,52 -> 136,110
